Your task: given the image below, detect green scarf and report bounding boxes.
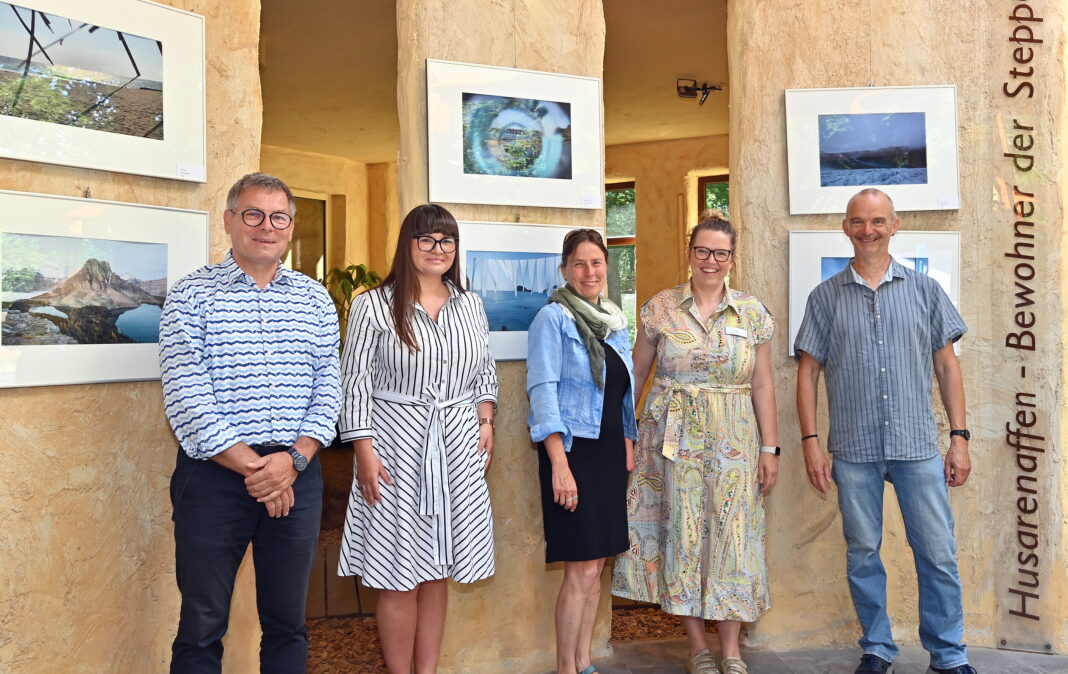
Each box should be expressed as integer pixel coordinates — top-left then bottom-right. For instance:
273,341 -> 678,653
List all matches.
548,286 -> 627,389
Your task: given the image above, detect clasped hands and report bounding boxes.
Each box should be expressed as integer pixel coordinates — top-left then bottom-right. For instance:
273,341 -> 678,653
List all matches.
245,451 -> 298,518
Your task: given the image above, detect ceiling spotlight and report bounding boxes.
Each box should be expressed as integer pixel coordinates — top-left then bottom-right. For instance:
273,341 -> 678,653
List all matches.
676,78 -> 723,105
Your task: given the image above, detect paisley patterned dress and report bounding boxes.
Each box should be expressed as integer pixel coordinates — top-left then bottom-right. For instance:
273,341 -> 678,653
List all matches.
612,283 -> 774,621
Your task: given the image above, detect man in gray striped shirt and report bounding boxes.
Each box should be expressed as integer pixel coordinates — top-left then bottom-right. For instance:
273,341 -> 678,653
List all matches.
795,189 -> 975,674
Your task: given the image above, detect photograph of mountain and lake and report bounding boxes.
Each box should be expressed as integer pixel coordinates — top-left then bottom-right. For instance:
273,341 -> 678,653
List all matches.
817,112 -> 927,187
0,1 -> 164,139
1,232 -> 167,345
462,93 -> 572,179
466,250 -> 563,331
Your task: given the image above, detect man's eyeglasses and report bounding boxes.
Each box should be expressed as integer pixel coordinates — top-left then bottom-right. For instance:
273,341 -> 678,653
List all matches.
690,246 -> 733,262
230,208 -> 293,230
413,235 -> 458,253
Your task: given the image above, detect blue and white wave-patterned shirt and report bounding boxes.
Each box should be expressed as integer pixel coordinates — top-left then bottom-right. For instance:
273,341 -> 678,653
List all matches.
160,251 -> 342,459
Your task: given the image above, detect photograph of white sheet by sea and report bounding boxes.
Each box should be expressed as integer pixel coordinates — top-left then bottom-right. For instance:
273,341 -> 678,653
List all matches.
1,232 -> 167,345
820,256 -> 929,281
818,112 -> 927,187
0,1 -> 164,139
466,250 -> 563,331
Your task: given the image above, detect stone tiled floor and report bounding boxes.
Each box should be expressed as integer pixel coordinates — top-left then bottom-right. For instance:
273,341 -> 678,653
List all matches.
566,639 -> 1068,674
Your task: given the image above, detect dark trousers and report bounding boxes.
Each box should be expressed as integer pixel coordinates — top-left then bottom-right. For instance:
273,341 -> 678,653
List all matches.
169,448 -> 322,674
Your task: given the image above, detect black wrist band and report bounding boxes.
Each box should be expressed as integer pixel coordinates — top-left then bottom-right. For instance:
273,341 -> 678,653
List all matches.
801,434 -> 818,441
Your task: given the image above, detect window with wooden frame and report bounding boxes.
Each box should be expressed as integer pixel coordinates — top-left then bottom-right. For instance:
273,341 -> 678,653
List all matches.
697,174 -> 730,218
605,181 -> 636,341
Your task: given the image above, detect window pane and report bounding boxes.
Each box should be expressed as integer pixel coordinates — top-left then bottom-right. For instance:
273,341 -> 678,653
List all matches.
606,187 -> 636,237
607,244 -> 636,343
704,181 -> 729,217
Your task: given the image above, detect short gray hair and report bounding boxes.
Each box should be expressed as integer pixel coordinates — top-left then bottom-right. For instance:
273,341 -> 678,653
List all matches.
226,172 -> 296,216
845,188 -> 896,220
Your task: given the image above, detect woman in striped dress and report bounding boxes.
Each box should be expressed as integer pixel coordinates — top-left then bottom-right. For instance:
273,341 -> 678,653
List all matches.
338,204 -> 498,673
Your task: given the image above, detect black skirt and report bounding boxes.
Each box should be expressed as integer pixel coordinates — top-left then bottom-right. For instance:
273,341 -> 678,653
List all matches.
537,341 -> 630,563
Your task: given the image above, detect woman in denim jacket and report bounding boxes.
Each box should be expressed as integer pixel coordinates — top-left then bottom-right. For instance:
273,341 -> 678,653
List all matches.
527,228 -> 637,674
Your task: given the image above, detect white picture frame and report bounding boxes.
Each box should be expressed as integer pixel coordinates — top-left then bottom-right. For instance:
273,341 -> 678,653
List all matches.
0,190 -> 208,387
785,85 -> 959,214
427,59 -> 603,209
0,0 -> 206,182
458,220 -> 586,360
788,230 -> 961,356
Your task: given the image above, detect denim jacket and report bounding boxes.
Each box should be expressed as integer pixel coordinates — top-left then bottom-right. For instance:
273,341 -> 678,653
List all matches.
526,302 -> 638,451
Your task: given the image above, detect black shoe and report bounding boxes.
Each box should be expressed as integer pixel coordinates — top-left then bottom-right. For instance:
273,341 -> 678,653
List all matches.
927,666 -> 977,674
855,654 -> 894,674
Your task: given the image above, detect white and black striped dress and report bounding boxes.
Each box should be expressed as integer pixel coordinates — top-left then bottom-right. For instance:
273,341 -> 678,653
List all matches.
337,282 -> 498,590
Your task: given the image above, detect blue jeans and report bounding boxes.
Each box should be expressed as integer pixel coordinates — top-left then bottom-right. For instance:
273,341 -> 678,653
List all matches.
832,455 -> 968,669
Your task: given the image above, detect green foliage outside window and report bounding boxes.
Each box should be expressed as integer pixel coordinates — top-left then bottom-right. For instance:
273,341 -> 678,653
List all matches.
606,187 -> 635,237
703,181 -> 730,217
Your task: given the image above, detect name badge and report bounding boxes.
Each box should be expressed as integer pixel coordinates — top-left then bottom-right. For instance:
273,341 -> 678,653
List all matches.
725,326 -> 748,338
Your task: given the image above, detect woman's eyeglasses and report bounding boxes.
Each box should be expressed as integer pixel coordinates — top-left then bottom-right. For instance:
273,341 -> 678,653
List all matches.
689,246 -> 733,262
413,235 -> 458,253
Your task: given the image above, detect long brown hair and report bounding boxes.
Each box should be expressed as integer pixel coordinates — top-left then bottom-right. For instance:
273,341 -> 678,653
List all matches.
381,204 -> 463,351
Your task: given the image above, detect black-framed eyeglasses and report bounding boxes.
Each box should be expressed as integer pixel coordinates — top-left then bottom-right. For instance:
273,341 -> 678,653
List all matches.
230,208 -> 293,230
690,246 -> 733,262
413,235 -> 458,253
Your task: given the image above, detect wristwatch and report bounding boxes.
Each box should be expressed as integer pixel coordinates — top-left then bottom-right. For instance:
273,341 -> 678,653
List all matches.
949,429 -> 971,441
287,447 -> 309,472
760,446 -> 781,456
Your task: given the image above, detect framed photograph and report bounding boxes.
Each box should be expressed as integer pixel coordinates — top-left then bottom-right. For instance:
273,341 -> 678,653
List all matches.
785,86 -> 959,214
427,59 -> 603,209
788,230 -> 961,356
458,220 -> 586,360
0,0 -> 206,181
0,190 -> 208,388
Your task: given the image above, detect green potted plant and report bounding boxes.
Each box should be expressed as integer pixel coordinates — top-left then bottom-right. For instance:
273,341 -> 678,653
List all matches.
323,263 -> 381,340
319,263 -> 381,531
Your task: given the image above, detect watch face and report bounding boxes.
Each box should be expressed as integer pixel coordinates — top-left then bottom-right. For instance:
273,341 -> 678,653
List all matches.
289,449 -> 308,471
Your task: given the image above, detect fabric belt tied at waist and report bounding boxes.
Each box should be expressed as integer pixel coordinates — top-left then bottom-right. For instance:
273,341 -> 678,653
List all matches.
648,379 -> 752,461
371,387 -> 474,566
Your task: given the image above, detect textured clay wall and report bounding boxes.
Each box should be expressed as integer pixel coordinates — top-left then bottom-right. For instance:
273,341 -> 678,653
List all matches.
606,135 -> 729,303
394,1 -> 606,671
260,144 -> 371,271
367,161 -> 400,275
0,1 -> 265,671
728,0 -> 1067,655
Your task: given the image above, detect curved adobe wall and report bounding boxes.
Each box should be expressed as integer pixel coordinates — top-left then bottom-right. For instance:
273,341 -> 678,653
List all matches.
0,1 -> 265,671
394,0 -> 607,671
728,0 -> 1067,655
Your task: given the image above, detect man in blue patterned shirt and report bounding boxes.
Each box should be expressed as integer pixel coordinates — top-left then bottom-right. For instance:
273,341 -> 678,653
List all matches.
160,173 -> 341,673
795,189 -> 975,674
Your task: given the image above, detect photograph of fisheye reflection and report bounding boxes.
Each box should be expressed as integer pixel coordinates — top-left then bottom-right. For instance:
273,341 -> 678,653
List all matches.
462,93 -> 572,179
0,1 -> 164,139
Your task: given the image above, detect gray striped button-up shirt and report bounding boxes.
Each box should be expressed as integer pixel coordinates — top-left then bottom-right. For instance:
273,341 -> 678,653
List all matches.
794,259 -> 966,462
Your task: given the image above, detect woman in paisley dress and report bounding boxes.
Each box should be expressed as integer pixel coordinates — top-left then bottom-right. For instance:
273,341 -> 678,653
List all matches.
612,212 -> 779,674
